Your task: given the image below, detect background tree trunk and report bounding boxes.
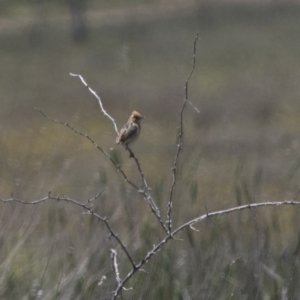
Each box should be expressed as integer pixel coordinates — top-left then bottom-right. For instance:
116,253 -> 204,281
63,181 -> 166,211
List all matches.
69,0 -> 88,43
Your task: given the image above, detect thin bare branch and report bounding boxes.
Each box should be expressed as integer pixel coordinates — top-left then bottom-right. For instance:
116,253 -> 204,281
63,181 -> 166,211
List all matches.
111,249 -> 121,285
188,100 -> 200,113
84,189 -> 104,205
2,192 -> 299,299
34,107 -> 167,233
33,107 -> 139,191
67,74 -> 166,233
128,148 -> 168,234
167,32 -> 200,234
174,200 -> 300,235
70,73 -> 119,135
189,224 -> 199,232
111,249 -> 133,296
293,187 -> 300,201
111,199 -> 300,299
0,193 -> 136,270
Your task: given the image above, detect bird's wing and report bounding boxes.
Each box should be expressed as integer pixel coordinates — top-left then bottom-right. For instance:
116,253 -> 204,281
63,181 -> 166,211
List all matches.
117,123 -> 138,144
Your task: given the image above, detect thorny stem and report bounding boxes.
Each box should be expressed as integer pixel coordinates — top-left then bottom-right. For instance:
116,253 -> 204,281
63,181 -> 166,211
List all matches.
0,192 -> 137,270
70,73 -> 119,136
34,108 -> 166,234
111,249 -> 122,285
167,32 -> 200,234
128,148 -> 168,234
111,199 -> 300,299
2,32 -> 298,300
1,196 -> 299,298
33,107 -> 139,191
68,75 -> 165,232
2,189 -> 300,298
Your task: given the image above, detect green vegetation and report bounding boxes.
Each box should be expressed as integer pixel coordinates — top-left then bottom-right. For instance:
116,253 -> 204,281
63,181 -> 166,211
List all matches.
1,2 -> 300,299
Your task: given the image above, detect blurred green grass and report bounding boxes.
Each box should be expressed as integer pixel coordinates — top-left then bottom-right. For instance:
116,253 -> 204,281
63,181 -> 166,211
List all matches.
1,2 -> 300,299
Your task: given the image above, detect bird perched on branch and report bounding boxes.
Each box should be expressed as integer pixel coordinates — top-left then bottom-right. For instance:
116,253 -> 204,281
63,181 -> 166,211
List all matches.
114,111 -> 144,156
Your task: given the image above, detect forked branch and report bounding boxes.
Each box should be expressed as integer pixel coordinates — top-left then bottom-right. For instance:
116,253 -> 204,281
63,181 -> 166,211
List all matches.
33,107 -> 139,191
167,32 -> 200,234
68,74 -> 165,233
70,73 -> 119,135
111,199 -> 300,299
0,192 -> 136,270
2,193 -> 298,299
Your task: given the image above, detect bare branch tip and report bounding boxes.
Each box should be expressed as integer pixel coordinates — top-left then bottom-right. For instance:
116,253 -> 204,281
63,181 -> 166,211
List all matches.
189,224 -> 200,232
205,205 -> 209,217
138,268 -> 148,274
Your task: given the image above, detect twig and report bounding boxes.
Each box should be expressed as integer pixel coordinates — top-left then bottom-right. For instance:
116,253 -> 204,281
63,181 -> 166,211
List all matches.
70,73 -> 119,135
33,108 -> 139,191
172,200 -> 300,235
111,199 -> 300,299
68,74 -> 167,234
128,148 -> 168,234
34,107 -> 167,234
167,32 -> 200,234
0,192 -> 136,270
85,190 -> 104,205
2,195 -> 299,299
293,187 -> 300,202
111,249 -> 122,286
111,249 -> 133,297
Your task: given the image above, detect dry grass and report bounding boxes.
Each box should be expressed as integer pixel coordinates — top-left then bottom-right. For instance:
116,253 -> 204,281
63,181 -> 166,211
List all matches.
1,2 -> 300,299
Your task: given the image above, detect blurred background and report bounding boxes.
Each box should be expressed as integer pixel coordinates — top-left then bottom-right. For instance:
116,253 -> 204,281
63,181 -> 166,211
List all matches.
1,0 -> 300,299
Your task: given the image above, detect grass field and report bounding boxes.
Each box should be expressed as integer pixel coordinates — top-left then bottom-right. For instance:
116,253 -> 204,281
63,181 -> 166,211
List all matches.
1,2 -> 300,299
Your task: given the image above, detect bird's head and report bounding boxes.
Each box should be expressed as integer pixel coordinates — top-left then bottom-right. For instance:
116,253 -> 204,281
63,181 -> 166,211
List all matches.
131,111 -> 144,122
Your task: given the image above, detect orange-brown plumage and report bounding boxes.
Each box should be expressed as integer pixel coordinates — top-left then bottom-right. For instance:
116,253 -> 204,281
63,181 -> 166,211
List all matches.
116,111 -> 144,148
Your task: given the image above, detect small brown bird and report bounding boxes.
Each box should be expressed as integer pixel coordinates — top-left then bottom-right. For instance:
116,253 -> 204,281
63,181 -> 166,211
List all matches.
115,111 -> 144,153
